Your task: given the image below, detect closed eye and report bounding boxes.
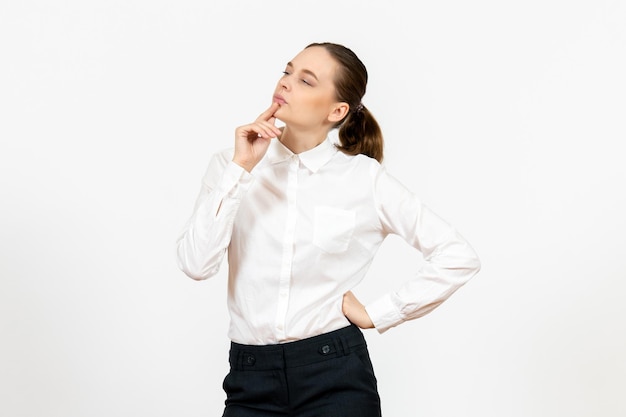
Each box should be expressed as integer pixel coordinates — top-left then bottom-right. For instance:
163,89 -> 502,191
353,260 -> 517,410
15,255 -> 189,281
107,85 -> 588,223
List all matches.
282,70 -> 313,87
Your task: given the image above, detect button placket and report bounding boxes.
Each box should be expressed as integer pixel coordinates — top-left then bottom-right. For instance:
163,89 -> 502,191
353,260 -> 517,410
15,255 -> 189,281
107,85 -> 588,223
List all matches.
274,156 -> 299,339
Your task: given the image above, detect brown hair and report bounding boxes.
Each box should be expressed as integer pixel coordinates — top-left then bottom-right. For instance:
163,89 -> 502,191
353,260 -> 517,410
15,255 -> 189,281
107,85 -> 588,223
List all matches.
306,42 -> 384,163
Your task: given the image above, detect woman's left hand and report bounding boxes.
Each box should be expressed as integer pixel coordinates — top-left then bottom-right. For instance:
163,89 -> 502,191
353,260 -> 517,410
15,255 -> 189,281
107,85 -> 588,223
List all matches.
342,291 -> 374,329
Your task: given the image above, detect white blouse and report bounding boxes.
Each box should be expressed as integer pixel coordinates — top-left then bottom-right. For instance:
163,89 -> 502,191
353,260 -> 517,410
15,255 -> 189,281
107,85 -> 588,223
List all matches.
177,137 -> 480,345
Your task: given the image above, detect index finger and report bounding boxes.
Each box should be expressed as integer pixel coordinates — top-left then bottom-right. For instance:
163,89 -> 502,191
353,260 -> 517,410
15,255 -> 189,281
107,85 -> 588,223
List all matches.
255,102 -> 281,122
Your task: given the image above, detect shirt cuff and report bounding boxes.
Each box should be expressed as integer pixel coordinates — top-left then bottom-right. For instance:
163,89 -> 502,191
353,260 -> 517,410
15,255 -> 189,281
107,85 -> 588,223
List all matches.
365,294 -> 404,334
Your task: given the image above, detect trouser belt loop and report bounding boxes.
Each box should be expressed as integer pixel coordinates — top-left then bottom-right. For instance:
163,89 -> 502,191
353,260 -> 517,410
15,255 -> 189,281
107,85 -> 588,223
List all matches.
337,332 -> 350,356
237,350 -> 244,369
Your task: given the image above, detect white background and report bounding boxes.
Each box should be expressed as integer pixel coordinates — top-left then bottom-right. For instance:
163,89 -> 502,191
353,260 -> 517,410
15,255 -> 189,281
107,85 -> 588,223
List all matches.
1,1 -> 625,416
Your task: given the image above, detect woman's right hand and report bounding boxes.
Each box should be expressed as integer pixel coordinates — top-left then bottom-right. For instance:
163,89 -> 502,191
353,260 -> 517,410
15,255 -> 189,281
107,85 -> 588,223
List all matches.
342,291 -> 374,329
232,102 -> 282,172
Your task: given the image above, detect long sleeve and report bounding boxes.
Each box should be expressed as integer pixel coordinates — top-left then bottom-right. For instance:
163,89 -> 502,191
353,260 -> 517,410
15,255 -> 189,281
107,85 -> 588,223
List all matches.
176,150 -> 254,280
365,165 -> 481,333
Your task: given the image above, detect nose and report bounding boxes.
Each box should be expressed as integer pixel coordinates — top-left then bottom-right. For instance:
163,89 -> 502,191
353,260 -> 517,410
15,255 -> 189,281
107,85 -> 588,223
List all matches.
278,76 -> 291,91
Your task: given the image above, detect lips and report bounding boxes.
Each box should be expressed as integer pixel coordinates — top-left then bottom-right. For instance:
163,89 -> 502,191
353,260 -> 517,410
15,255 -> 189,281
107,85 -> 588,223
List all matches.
273,94 -> 287,105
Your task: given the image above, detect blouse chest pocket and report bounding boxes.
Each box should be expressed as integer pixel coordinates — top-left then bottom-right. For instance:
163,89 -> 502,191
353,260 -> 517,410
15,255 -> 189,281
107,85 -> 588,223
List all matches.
312,206 -> 356,253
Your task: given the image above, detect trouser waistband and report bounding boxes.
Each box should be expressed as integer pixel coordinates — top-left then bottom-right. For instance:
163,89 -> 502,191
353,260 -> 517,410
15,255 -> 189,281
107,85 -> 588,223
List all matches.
228,324 -> 366,371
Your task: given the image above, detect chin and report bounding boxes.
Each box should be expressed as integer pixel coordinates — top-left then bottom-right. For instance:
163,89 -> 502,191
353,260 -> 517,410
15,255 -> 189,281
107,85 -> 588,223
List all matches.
274,108 -> 289,124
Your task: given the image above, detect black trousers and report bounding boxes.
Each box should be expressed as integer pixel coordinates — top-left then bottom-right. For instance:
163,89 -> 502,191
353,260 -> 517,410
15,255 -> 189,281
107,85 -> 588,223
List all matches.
222,324 -> 382,417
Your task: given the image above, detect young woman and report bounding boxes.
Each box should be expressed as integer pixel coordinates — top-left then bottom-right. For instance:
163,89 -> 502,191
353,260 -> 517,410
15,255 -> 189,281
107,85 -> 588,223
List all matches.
177,42 -> 481,417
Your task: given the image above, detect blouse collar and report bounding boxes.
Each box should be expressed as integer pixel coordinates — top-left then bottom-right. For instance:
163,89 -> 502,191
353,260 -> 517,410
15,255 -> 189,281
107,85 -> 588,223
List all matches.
266,137 -> 338,173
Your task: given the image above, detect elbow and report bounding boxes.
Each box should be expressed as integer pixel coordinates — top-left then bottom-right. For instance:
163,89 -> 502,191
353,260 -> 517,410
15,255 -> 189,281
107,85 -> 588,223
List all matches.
178,260 -> 219,281
438,230 -> 481,281
448,245 -> 481,284
183,268 -> 210,281
464,248 -> 481,280
189,274 -> 210,282
461,240 -> 481,271
176,245 -> 221,281
470,253 -> 481,275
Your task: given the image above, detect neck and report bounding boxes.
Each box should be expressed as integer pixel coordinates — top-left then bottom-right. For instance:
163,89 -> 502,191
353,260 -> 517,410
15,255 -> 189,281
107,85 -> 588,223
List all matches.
279,125 -> 330,154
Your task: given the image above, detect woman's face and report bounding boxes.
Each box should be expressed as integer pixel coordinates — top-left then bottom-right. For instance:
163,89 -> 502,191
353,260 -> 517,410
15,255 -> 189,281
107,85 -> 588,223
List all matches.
273,46 -> 345,129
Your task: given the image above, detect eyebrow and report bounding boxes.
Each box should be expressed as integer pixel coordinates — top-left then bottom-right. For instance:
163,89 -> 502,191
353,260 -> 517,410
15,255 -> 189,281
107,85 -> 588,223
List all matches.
286,62 -> 319,81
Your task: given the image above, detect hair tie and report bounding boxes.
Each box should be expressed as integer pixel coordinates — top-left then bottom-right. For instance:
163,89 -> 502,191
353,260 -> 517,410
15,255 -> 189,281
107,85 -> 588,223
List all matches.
355,103 -> 364,113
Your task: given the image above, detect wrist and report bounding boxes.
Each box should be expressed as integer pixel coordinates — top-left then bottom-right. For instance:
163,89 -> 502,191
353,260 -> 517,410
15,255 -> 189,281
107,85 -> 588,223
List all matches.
232,157 -> 255,173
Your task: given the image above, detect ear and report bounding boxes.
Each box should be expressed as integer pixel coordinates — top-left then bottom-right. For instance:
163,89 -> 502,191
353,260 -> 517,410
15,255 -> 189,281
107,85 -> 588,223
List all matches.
327,102 -> 350,123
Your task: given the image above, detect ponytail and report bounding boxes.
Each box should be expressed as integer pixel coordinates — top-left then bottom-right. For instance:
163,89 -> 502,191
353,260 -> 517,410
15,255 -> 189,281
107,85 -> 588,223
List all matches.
306,42 -> 384,163
336,105 -> 384,163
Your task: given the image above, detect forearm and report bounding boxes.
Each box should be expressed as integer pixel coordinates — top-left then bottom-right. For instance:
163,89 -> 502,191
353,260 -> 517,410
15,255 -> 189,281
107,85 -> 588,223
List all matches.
366,229 -> 481,332
176,193 -> 232,280
177,160 -> 253,280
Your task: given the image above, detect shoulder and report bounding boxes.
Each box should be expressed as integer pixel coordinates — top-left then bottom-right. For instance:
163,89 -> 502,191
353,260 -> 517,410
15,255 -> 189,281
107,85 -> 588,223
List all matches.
335,150 -> 383,174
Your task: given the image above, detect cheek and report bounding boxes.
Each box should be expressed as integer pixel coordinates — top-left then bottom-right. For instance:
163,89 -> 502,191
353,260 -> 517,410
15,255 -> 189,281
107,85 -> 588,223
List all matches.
309,91 -> 333,106
300,94 -> 333,116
